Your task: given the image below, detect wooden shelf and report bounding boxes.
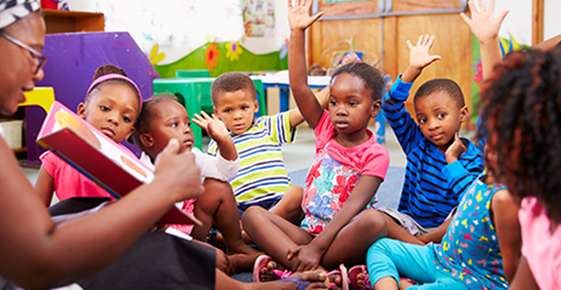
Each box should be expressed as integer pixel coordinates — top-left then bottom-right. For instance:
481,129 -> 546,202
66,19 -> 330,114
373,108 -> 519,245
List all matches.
43,10 -> 105,34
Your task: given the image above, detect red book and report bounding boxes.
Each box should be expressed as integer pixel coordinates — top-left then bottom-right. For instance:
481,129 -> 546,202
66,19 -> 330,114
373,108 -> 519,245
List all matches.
37,101 -> 200,226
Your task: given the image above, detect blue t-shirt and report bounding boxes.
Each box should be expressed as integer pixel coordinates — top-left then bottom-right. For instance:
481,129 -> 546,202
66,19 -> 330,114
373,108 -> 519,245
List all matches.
382,77 -> 484,228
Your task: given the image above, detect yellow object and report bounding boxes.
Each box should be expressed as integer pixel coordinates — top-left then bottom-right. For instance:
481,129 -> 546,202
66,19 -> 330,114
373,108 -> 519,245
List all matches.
20,87 -> 55,113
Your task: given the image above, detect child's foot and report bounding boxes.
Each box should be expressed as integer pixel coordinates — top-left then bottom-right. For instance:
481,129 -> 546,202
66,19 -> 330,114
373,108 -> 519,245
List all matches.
253,255 -> 290,282
348,265 -> 372,290
228,252 -> 262,273
277,270 -> 329,290
326,264 -> 349,290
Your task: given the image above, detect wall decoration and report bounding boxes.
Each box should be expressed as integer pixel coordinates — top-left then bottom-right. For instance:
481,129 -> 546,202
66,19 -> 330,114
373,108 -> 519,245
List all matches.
225,42 -> 243,61
149,43 -> 166,65
242,0 -> 275,38
205,43 -> 220,71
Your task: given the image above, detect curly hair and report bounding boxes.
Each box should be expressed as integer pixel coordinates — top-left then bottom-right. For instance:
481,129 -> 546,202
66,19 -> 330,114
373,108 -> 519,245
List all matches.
331,62 -> 385,101
480,48 -> 561,224
211,72 -> 256,105
414,78 -> 465,108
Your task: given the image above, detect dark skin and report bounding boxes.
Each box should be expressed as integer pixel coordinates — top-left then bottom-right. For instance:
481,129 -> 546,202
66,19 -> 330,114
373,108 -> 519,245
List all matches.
0,13 -> 207,289
35,82 -> 140,205
137,99 -> 259,271
242,0 -> 387,276
0,12 -> 330,290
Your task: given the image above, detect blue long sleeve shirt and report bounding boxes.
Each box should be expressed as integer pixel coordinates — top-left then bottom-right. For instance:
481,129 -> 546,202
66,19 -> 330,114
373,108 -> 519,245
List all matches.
382,77 -> 484,228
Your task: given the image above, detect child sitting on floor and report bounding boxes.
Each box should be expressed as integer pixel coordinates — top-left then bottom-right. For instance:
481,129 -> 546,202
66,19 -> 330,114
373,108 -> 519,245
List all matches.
373,35 -> 484,244
365,143 -> 521,289
243,1 -> 390,285
134,94 -> 260,273
480,48 -> 561,290
207,71 -> 327,221
35,65 -> 143,204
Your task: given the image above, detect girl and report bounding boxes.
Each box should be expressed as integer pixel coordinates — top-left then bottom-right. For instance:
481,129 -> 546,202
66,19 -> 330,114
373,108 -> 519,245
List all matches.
0,3 -> 332,290
365,144 -> 521,290
35,64 -> 141,204
243,0 -> 389,283
481,48 -> 561,290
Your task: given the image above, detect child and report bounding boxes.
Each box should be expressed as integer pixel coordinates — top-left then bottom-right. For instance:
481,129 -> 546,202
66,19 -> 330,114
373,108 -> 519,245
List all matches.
243,0 -> 389,281
134,94 -> 260,272
365,143 -> 521,289
480,48 -> 561,290
372,35 -> 484,245
208,72 -> 327,220
35,64 -> 143,204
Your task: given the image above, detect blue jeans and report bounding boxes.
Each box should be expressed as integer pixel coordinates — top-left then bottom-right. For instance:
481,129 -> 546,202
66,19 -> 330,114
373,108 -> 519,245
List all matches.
367,238 -> 467,290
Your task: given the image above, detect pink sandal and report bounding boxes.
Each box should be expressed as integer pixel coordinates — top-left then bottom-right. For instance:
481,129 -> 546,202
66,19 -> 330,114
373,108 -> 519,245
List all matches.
327,264 -> 349,290
348,265 -> 373,290
253,255 -> 292,282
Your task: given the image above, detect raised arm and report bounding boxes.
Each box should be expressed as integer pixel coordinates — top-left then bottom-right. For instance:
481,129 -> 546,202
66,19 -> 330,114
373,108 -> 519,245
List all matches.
288,86 -> 330,128
535,34 -> 561,51
288,0 -> 324,128
192,111 -> 237,161
401,34 -> 441,83
461,0 -> 508,80
0,139 -> 202,289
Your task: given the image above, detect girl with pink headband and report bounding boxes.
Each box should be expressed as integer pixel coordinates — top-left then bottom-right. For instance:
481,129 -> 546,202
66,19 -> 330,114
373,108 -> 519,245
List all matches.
35,64 -> 145,204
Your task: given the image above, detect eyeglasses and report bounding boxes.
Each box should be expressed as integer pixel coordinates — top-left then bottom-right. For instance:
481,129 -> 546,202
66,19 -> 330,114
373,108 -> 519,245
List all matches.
0,31 -> 46,75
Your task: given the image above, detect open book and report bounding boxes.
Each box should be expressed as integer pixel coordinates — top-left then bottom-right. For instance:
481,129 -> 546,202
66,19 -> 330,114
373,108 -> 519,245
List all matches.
37,101 -> 200,226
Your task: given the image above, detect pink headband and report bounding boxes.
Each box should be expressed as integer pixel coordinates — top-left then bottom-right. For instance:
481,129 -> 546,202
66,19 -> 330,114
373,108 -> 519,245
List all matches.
86,73 -> 144,111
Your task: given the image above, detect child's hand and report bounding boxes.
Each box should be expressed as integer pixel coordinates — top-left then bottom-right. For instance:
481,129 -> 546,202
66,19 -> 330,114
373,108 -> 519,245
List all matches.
461,0 -> 508,44
287,244 -> 322,272
445,133 -> 467,163
407,34 -> 441,71
192,111 -> 230,143
288,0 -> 323,31
154,139 -> 203,202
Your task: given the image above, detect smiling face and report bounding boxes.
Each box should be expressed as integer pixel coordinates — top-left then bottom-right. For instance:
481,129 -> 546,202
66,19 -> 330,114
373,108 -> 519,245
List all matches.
138,99 -> 194,159
414,90 -> 468,151
77,82 -> 140,143
328,73 -> 379,145
213,89 -> 258,135
0,13 -> 46,116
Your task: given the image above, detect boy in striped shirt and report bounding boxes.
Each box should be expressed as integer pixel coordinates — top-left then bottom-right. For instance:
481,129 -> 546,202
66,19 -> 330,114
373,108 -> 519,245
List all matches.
208,72 -> 327,219
377,35 -> 484,244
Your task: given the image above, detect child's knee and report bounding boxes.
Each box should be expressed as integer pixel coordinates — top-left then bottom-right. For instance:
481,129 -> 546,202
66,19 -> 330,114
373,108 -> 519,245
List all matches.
241,206 -> 267,227
360,209 -> 388,236
367,237 -> 394,258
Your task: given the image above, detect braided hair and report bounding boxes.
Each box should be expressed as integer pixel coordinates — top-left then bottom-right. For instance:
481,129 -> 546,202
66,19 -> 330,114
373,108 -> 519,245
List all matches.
480,48 -> 561,224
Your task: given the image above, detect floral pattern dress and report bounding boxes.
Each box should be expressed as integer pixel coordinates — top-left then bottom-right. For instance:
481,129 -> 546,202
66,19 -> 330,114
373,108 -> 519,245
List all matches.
300,143 -> 376,235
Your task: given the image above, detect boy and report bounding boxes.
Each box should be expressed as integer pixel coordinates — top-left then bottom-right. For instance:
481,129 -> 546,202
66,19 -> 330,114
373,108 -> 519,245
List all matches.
377,35 -> 484,244
134,94 -> 259,272
208,72 -> 328,219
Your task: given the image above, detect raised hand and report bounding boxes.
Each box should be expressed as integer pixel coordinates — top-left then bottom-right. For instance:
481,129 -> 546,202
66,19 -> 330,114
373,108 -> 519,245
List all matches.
192,111 -> 230,142
407,34 -> 441,70
461,0 -> 508,44
288,0 -> 323,31
445,133 -> 467,163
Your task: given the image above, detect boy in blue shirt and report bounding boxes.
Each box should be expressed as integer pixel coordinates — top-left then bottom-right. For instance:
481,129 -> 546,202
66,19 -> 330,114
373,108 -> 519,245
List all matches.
374,35 -> 484,244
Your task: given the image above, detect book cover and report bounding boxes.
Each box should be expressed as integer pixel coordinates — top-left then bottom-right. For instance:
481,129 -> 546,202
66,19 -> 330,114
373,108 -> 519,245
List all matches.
37,101 -> 200,226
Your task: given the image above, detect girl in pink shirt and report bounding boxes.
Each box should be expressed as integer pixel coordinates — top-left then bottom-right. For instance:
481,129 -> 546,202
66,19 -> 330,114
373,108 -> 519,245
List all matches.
243,1 -> 390,286
481,48 -> 561,289
35,64 -> 143,205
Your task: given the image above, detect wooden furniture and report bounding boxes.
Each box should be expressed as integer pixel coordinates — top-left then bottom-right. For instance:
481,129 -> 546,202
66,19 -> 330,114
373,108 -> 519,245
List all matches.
309,0 -> 473,118
43,10 -> 105,34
